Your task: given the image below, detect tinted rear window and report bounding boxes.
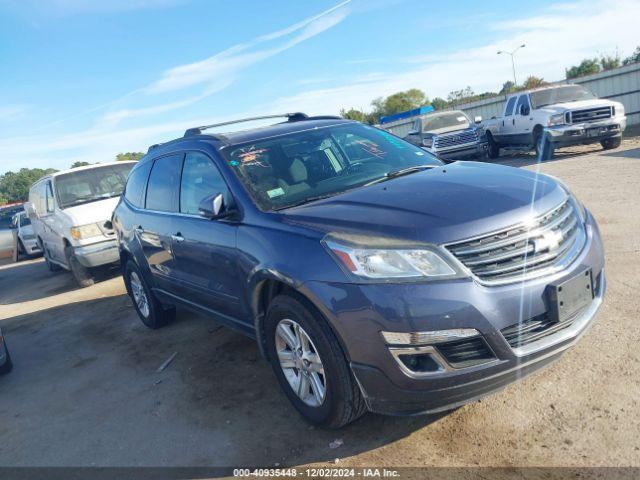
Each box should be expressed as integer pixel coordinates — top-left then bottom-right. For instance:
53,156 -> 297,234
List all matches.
145,154 -> 183,212
125,161 -> 152,208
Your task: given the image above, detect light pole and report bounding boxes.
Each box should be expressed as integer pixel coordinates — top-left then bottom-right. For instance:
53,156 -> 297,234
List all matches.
497,44 -> 526,87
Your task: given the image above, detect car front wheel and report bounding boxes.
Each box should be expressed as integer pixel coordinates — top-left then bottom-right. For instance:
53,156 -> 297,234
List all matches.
265,294 -> 367,428
65,246 -> 95,288
0,341 -> 13,375
601,137 -> 622,150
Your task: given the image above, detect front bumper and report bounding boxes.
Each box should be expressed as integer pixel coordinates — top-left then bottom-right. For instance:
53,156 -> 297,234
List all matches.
74,239 -> 120,268
433,142 -> 487,161
547,117 -> 626,147
302,211 -> 605,415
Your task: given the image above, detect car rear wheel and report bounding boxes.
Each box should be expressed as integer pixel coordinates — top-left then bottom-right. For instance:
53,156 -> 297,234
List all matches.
65,246 -> 94,288
601,137 -> 621,150
265,294 -> 367,428
124,260 -> 175,329
0,341 -> 13,375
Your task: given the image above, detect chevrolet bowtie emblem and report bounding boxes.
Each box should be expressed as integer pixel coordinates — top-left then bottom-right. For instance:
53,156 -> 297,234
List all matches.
532,230 -> 563,253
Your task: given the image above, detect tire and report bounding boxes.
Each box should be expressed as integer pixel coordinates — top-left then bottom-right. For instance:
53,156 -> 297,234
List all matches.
601,137 -> 622,150
486,133 -> 500,159
43,246 -> 62,272
534,130 -> 554,161
65,246 -> 95,288
264,293 -> 367,428
0,341 -> 13,375
17,239 -> 25,256
124,260 -> 175,329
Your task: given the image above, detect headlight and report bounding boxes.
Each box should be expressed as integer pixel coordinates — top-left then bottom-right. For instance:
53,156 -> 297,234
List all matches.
324,236 -> 458,280
421,137 -> 433,148
615,104 -> 624,117
547,113 -> 566,126
70,223 -> 103,240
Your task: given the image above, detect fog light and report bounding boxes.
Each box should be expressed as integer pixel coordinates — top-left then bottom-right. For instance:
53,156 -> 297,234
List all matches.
381,328 -> 480,346
398,353 -> 441,373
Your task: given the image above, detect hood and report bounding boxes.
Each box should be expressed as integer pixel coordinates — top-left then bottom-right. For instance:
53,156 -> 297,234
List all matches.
538,98 -> 616,114
60,196 -> 120,226
280,162 -> 567,245
426,124 -> 473,135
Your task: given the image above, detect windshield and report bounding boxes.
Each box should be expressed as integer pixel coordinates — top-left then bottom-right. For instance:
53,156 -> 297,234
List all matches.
421,112 -> 470,132
55,163 -> 134,209
530,85 -> 596,108
0,206 -> 22,229
222,123 -> 442,210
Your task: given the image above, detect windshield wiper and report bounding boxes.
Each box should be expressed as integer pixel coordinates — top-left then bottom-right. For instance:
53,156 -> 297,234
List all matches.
364,164 -> 436,186
276,192 -> 342,210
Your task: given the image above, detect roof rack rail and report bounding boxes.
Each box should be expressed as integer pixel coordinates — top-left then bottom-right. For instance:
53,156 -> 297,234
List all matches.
184,112 -> 309,137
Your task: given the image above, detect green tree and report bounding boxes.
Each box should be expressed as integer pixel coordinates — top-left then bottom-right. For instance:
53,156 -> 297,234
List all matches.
70,161 -> 91,168
0,168 -> 58,203
566,58 -> 600,79
431,97 -> 448,111
521,75 -> 547,90
499,81 -> 516,95
622,46 -> 640,65
371,89 -> 429,121
339,108 -> 374,124
600,54 -> 621,71
116,152 -> 144,162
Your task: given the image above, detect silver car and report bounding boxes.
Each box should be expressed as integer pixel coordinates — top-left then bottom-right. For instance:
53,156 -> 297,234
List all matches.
11,211 -> 42,259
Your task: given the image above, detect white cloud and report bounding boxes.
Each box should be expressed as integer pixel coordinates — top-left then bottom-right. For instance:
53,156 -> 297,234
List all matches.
0,105 -> 28,122
272,0 -> 640,115
145,0 -> 351,95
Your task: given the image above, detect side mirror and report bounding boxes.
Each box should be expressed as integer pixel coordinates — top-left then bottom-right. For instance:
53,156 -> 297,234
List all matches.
198,193 -> 227,219
520,105 -> 530,116
474,116 -> 482,124
24,202 -> 37,220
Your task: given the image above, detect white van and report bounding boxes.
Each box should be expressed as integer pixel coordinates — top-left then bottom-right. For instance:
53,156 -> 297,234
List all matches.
25,162 -> 135,286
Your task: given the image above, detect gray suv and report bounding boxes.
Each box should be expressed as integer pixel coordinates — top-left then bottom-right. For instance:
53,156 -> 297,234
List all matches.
114,114 -> 605,428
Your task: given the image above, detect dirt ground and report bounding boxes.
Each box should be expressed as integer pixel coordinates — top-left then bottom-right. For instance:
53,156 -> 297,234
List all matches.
0,138 -> 639,469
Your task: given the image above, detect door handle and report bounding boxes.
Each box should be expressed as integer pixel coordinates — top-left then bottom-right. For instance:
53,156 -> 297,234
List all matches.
171,233 -> 185,243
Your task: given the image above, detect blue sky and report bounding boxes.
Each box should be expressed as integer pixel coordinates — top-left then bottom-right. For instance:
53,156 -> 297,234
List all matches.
1,0 -> 638,172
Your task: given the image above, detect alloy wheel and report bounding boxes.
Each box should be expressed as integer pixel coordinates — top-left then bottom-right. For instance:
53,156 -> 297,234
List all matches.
275,318 -> 326,407
130,271 -> 150,318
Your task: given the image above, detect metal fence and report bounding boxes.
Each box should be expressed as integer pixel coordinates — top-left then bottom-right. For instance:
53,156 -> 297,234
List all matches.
455,62 -> 640,126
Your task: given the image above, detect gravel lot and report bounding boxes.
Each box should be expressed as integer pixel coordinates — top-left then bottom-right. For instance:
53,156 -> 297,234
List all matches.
0,139 -> 639,469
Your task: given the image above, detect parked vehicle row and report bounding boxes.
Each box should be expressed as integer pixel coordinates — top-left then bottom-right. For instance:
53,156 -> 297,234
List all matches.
109,113 -> 606,428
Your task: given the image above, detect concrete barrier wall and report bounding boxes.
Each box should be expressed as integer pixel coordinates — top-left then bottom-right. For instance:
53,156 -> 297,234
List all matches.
455,62 -> 640,127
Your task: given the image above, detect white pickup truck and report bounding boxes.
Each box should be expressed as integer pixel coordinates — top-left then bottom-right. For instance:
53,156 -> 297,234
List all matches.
483,84 -> 626,160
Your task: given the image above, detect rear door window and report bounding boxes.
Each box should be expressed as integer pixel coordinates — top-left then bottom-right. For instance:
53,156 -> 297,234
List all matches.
145,154 -> 183,212
515,94 -> 530,114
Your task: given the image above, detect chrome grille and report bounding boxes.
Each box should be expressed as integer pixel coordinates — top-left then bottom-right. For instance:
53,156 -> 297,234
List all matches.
569,106 -> 612,124
501,312 -> 575,348
434,129 -> 478,149
445,200 -> 585,285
